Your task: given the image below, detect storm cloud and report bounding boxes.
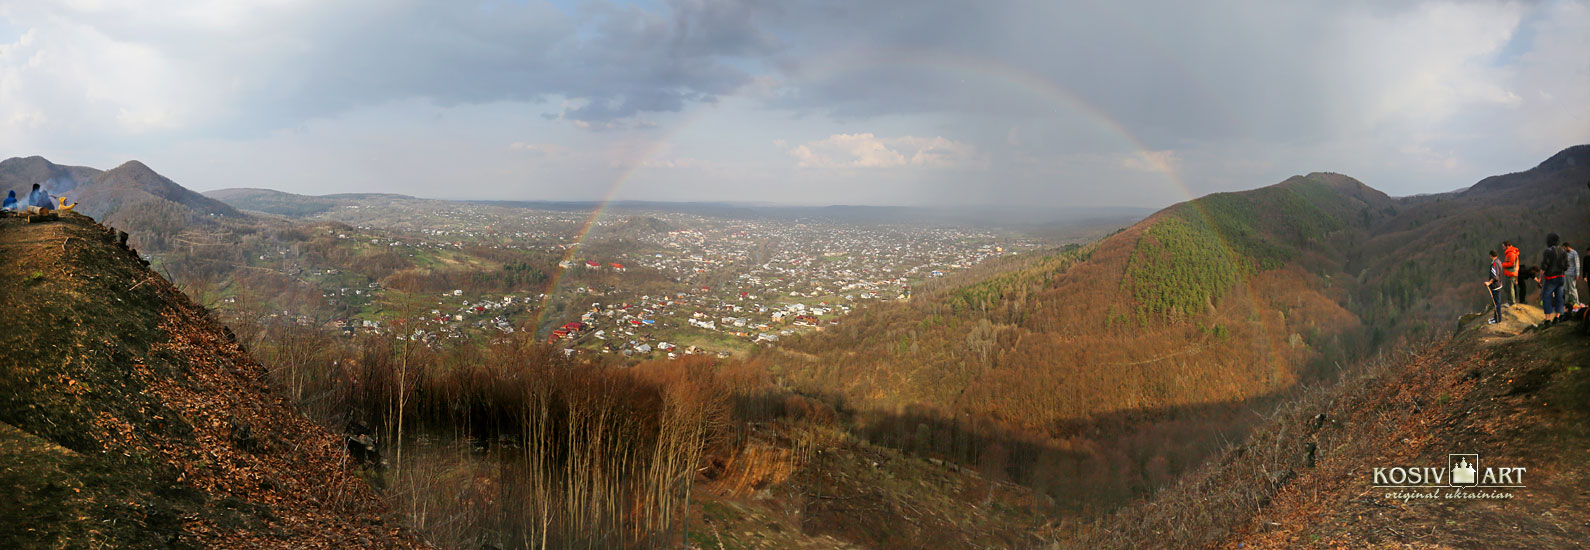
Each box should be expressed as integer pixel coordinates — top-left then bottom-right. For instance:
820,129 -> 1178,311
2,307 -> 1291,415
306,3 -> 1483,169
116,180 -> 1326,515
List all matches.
0,0 -> 1585,207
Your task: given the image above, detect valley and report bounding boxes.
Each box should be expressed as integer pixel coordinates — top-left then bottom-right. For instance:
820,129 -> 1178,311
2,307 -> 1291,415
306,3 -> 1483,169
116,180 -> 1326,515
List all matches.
6,4 -> 1588,548
3,145 -> 1588,549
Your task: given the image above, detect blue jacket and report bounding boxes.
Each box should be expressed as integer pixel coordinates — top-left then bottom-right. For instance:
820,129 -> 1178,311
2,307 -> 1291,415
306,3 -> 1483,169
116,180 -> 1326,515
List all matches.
28,187 -> 52,208
2,191 -> 15,211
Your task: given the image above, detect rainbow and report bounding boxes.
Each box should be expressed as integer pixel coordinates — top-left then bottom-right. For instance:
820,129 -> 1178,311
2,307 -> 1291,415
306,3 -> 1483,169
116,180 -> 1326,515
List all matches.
528,49 -> 1269,364
527,116 -> 712,335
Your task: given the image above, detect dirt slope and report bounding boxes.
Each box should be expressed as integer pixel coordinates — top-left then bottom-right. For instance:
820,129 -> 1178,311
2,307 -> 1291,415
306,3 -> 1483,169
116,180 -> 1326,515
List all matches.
1071,304 -> 1590,549
0,213 -> 424,549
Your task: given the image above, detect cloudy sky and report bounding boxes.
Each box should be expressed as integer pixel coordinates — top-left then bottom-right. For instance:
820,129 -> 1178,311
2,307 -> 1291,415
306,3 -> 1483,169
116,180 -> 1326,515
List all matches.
1,0 -> 1586,208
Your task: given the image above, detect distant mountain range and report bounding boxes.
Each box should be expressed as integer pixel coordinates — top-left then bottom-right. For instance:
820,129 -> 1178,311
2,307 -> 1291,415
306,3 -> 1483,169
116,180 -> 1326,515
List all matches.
202,188 -> 419,218
199,187 -> 1153,228
466,199 -> 1155,227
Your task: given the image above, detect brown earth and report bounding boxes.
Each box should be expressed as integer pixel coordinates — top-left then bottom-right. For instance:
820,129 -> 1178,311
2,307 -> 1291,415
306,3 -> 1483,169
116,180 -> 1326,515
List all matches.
1071,303 -> 1590,549
0,212 -> 426,549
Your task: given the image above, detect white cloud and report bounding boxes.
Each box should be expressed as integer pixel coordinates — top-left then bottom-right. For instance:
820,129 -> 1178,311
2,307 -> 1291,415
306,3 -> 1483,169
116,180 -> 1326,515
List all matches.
643,156 -> 718,170
1333,2 -> 1526,130
1118,150 -> 1182,174
1504,1 -> 1590,150
0,0 -> 1586,207
783,133 -> 985,169
509,142 -> 570,157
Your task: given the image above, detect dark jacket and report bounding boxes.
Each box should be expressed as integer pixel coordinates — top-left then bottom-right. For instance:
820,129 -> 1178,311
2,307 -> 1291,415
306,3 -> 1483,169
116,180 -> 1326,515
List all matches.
1519,265 -> 1540,299
1542,246 -> 1568,278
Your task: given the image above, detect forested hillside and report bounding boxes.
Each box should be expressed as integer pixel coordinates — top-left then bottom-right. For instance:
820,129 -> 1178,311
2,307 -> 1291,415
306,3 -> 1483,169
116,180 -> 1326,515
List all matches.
767,147 -> 1590,513
779,172 -> 1394,423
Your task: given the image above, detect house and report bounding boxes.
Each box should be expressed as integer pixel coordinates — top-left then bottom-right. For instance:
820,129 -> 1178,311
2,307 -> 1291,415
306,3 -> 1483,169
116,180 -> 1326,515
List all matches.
609,263 -> 626,272
585,260 -> 601,269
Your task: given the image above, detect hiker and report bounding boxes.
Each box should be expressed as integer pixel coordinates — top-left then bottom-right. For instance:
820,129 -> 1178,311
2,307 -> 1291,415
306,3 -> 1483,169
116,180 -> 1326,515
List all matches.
1,190 -> 16,212
27,183 -> 52,209
1485,250 -> 1504,325
1518,264 -> 1538,303
1565,242 -> 1582,307
1501,240 -> 1520,305
1539,233 -> 1568,323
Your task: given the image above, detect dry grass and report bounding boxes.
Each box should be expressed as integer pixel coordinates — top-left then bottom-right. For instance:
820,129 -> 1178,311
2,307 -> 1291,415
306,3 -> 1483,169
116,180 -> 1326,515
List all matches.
1064,305 -> 1590,549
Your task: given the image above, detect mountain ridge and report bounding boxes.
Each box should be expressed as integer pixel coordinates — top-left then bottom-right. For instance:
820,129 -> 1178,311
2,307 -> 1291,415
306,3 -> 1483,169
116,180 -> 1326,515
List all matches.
0,156 -> 101,199
74,160 -> 242,220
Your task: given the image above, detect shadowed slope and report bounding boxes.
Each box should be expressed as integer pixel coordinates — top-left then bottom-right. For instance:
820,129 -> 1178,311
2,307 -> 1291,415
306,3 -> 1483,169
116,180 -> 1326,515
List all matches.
1070,305 -> 1590,549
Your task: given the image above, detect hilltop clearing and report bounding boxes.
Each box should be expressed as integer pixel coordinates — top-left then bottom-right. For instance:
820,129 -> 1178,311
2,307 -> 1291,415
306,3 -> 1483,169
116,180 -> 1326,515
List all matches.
0,213 -> 422,549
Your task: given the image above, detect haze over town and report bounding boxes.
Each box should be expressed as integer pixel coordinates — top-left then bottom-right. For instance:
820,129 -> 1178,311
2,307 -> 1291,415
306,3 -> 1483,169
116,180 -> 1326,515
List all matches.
2,0 -> 1587,208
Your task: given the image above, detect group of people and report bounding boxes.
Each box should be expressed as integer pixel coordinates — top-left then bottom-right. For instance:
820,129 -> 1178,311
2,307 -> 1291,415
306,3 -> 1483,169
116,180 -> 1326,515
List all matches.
1,183 -> 65,213
1484,235 -> 1583,325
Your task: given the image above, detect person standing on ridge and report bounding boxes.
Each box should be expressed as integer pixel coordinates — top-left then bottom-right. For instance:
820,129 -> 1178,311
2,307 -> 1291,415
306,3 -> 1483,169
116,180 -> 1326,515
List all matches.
1539,233 -> 1568,324
1485,250 -> 1504,325
1564,241 -> 1581,308
1501,240 -> 1521,305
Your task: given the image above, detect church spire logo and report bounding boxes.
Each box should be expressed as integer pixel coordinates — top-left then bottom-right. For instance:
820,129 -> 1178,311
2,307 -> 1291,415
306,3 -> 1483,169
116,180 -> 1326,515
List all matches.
1449,454 -> 1478,486
1371,452 -> 1524,502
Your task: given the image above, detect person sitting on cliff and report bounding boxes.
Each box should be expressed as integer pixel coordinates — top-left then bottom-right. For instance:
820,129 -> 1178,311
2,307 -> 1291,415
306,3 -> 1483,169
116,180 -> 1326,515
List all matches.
56,196 -> 75,213
1,190 -> 16,212
27,183 -> 52,210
